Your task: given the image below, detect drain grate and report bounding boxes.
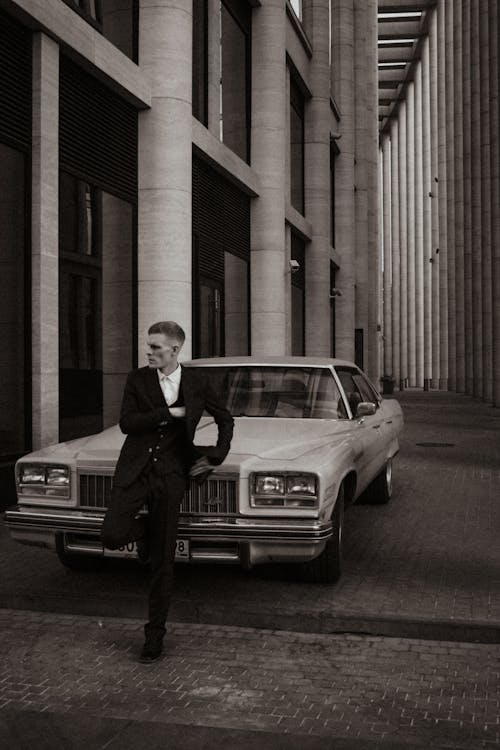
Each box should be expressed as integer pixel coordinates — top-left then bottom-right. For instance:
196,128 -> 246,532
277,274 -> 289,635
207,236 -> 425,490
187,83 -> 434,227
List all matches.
416,442 -> 456,448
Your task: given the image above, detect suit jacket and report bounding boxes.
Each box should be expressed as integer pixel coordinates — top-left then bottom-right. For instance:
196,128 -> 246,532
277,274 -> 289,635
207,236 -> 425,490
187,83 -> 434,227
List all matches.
113,365 -> 234,488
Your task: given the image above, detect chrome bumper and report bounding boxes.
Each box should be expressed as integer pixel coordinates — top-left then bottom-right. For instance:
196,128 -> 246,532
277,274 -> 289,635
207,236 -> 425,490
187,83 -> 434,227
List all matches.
4,506 -> 332,544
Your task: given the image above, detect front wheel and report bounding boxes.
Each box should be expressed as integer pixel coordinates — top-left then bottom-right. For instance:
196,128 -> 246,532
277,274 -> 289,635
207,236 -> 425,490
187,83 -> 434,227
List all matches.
299,483 -> 344,583
367,458 -> 393,505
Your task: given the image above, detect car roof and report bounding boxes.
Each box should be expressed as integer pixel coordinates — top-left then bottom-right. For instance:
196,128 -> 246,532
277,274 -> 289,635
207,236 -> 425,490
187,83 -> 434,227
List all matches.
182,356 -> 357,368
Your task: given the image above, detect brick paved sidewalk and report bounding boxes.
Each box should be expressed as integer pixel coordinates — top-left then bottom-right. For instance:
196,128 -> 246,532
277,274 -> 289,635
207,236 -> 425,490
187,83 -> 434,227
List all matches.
1,609 -> 499,750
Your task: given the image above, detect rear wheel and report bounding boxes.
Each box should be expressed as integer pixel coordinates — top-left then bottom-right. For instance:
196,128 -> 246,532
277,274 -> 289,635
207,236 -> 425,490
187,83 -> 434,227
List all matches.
367,458 -> 393,504
300,483 -> 344,583
55,534 -> 105,571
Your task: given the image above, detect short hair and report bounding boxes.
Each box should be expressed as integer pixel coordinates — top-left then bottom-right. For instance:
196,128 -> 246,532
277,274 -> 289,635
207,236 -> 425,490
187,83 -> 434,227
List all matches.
148,321 -> 186,345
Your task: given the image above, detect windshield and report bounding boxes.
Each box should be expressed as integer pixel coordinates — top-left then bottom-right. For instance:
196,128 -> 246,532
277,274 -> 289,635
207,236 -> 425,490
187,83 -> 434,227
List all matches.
199,366 -> 347,419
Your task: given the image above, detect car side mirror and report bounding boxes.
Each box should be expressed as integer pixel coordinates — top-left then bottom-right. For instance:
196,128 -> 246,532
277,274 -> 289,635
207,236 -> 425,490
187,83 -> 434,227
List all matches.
356,401 -> 377,417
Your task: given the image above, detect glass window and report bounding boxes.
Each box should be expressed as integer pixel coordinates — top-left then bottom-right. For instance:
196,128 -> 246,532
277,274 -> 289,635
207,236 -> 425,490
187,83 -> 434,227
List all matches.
0,144 -> 27,458
290,78 -> 305,214
224,252 -> 249,355
59,173 -> 134,440
336,367 -> 379,418
220,1 -> 250,162
330,143 -> 338,247
193,0 -> 208,124
62,0 -> 137,61
291,233 -> 305,355
290,0 -> 302,20
197,366 -> 346,419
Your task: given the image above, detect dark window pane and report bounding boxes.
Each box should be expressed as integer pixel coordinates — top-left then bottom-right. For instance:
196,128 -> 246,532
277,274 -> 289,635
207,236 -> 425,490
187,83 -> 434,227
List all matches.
0,144 -> 27,457
224,252 -> 248,355
193,0 -> 208,124
291,233 -> 305,355
60,273 -> 98,370
290,81 -> 305,214
199,278 -> 224,357
60,174 -> 99,257
221,2 -> 249,161
63,1 -> 137,61
59,178 -> 134,440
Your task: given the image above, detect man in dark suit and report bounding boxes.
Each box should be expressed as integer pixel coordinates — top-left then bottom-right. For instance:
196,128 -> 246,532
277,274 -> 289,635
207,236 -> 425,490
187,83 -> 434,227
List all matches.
101,321 -> 233,663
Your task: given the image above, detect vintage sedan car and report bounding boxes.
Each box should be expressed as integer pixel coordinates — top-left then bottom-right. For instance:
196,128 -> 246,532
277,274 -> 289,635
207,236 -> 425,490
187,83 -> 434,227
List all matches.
5,357 -> 403,583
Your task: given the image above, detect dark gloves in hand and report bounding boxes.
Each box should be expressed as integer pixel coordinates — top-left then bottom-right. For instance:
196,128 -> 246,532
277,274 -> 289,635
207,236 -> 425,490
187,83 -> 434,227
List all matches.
188,456 -> 214,484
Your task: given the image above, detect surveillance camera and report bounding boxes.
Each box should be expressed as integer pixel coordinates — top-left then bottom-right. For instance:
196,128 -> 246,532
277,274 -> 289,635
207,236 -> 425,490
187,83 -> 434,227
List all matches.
289,259 -> 300,272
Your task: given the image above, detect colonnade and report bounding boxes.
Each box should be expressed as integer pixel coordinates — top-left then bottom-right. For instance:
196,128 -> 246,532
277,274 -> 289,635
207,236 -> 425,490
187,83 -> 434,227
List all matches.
381,0 -> 500,405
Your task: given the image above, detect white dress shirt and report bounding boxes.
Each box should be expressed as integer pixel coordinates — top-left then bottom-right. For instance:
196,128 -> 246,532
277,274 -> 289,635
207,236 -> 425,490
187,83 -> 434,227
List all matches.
158,365 -> 185,417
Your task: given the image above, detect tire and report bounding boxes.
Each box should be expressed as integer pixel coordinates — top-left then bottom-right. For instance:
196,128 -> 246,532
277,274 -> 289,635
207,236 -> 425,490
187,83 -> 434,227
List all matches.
300,483 -> 344,584
55,534 -> 105,572
367,458 -> 393,505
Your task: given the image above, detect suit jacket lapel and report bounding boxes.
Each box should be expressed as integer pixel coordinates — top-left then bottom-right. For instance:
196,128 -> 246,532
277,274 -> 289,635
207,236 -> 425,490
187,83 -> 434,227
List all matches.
146,366 -> 168,408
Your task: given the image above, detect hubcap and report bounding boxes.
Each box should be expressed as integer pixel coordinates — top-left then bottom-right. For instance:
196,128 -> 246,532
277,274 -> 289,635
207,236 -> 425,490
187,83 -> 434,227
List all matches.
386,460 -> 393,497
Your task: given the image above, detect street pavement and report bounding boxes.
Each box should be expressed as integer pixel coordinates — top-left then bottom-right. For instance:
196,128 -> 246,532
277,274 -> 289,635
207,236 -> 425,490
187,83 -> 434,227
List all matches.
1,390 -> 500,748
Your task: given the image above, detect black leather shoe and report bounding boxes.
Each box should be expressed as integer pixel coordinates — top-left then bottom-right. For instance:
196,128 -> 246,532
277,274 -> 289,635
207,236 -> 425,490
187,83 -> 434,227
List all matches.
139,636 -> 163,663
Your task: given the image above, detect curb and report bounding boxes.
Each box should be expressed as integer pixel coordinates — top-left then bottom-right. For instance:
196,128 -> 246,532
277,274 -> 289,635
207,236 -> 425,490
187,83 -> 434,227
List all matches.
2,593 -> 499,644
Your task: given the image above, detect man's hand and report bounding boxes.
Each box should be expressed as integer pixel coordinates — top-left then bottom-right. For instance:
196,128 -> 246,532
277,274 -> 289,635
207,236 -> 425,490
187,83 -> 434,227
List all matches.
189,456 -> 213,484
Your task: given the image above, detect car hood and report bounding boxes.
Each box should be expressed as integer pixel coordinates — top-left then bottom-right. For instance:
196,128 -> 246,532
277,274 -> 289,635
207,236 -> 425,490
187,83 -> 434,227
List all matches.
22,417 -> 350,467
196,418 -> 349,461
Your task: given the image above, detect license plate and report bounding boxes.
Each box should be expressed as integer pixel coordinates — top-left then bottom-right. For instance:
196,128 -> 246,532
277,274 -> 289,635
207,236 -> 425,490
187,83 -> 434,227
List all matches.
103,539 -> 190,561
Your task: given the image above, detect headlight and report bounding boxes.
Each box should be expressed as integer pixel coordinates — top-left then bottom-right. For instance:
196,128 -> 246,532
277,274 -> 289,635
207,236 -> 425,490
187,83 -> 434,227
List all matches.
17,464 -> 70,498
251,473 -> 318,508
254,475 -> 285,495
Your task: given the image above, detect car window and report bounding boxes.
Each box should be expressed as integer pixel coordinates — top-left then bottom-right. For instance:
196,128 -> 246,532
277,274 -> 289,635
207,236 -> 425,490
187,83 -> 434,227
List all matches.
352,372 -> 380,405
336,367 -> 380,417
335,369 -> 362,417
197,366 -> 347,419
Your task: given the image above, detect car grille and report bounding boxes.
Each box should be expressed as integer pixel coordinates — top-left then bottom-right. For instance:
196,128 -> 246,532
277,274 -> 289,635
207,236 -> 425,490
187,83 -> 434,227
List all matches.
78,473 -> 238,516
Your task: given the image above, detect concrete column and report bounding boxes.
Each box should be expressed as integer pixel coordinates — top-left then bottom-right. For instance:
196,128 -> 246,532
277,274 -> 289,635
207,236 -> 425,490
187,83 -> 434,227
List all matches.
445,0 -> 456,391
250,1 -> 287,355
437,0 -> 448,390
462,0 -> 473,395
398,102 -> 408,389
471,0 -> 483,398
382,136 -> 392,375
331,0 -> 356,362
453,0 -> 465,394
406,82 -> 416,387
414,64 -> 424,388
365,0 -> 381,384
422,37 -> 433,390
490,0 -> 500,406
31,33 -> 59,449
138,1 -> 193,355
429,9 -> 440,388
207,0 -> 221,137
390,120 -> 401,387
303,0 -> 332,356
480,0 -> 492,401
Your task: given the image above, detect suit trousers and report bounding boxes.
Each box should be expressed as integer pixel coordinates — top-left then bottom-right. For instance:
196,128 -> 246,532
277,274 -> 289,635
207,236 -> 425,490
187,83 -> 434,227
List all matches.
145,467 -> 186,639
101,464 -> 186,639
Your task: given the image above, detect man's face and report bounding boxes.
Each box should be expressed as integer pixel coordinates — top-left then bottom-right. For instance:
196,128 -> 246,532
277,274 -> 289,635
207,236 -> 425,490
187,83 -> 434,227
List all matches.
146,333 -> 180,370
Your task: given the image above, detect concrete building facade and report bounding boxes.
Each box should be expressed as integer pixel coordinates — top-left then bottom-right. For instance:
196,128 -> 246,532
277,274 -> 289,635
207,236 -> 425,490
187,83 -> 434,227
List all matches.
0,0 -> 382,470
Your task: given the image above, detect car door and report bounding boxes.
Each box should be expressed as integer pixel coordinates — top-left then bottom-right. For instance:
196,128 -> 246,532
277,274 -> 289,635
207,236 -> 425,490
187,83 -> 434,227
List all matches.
335,367 -> 386,494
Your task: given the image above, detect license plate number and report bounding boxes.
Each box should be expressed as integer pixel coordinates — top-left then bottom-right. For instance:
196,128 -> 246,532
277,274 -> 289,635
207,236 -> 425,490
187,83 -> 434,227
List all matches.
104,539 -> 190,561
